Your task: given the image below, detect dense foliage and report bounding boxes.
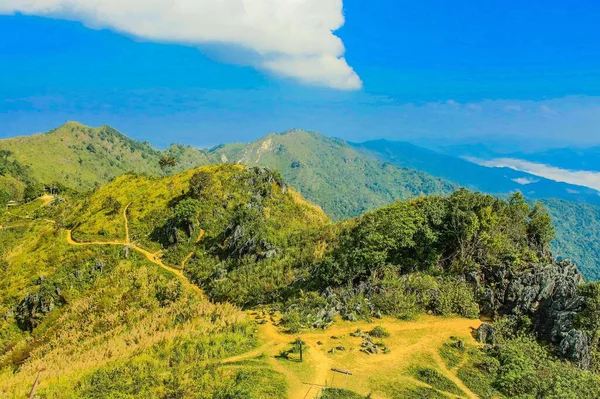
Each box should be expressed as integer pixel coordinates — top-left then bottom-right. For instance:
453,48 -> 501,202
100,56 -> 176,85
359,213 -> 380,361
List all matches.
315,190 -> 553,287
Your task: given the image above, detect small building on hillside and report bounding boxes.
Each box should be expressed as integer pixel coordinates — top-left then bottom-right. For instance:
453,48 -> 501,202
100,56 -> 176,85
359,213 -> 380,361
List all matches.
7,200 -> 18,207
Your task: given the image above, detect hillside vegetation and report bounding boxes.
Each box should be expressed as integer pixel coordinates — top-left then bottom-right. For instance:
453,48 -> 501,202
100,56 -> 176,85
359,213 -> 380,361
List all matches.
210,130 -> 458,220
2,165 -> 600,397
350,139 -> 600,281
542,198 -> 600,279
0,165 -> 325,397
0,122 -> 210,195
4,123 -> 599,280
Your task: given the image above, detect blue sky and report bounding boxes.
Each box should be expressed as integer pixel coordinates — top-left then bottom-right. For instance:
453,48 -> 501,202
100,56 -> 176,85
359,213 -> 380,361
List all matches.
1,1 -> 600,149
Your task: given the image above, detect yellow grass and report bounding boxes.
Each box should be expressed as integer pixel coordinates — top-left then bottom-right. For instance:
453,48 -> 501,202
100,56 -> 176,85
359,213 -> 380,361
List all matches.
221,312 -> 482,399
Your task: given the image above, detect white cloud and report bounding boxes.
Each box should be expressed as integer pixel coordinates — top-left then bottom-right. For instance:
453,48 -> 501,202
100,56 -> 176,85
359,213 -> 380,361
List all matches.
467,157 -> 600,192
512,177 -> 539,185
1,0 -> 362,90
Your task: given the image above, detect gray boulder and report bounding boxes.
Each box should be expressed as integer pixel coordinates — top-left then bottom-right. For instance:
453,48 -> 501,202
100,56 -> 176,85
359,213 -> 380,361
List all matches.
559,329 -> 591,369
476,323 -> 496,345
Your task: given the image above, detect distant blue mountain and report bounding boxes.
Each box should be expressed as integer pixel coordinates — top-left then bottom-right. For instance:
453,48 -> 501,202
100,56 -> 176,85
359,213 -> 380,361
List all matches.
352,139 -> 600,206
437,142 -> 600,172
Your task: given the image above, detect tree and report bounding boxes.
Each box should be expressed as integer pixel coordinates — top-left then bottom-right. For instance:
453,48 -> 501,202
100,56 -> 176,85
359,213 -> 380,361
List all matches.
102,196 -> 122,215
528,202 -> 555,256
23,183 -> 43,201
173,198 -> 201,236
159,156 -> 177,175
189,170 -> 213,198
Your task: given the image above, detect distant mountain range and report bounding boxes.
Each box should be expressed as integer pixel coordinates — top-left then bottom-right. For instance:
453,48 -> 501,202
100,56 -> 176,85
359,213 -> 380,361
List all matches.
438,142 -> 600,172
1,122 -> 600,279
352,139 -> 600,205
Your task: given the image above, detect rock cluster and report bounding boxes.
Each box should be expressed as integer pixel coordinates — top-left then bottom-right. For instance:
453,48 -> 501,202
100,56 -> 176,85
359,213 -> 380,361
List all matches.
476,260 -> 590,368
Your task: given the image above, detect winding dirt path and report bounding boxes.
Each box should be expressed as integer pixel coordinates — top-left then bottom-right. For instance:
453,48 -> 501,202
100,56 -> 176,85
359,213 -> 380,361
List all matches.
431,349 -> 478,399
65,201 -> 204,297
212,314 -> 481,399
181,230 -> 205,270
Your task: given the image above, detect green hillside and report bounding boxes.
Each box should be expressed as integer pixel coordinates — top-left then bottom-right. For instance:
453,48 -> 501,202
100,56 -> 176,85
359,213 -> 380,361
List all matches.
209,129 -> 458,220
0,150 -> 32,204
0,165 -> 326,397
0,122 -> 210,195
349,139 -> 600,281
3,123 -> 600,282
542,198 -> 600,280
2,172 -> 600,397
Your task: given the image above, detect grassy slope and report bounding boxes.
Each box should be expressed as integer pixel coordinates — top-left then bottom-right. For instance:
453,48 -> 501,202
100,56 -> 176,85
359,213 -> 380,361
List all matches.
2,165 -> 597,397
0,122 -> 210,192
0,164 -> 329,397
70,163 -> 328,253
4,123 -> 599,281
209,130 -> 458,220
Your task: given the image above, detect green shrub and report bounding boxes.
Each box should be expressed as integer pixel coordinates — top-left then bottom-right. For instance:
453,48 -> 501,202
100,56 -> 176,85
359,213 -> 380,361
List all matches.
434,278 -> 479,318
369,326 -> 390,338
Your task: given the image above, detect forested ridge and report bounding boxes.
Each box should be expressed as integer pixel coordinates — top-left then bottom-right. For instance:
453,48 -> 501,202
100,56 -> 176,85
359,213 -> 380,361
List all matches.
3,122 -> 599,283
2,164 -> 600,397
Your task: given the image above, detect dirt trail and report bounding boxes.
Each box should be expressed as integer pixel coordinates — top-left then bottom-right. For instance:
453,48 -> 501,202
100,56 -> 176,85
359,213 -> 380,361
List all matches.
213,315 -> 482,399
39,194 -> 54,207
65,201 -> 204,297
123,202 -> 131,244
431,349 -> 478,399
181,230 -> 205,269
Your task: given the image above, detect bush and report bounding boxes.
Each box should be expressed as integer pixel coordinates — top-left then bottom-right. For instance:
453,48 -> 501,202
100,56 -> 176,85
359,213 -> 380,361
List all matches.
369,326 -> 390,338
434,278 -> 479,318
102,196 -> 122,215
189,170 -> 214,198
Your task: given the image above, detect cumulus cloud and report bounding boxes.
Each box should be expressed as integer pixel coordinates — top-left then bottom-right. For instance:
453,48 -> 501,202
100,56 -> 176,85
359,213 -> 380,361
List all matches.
0,0 -> 362,90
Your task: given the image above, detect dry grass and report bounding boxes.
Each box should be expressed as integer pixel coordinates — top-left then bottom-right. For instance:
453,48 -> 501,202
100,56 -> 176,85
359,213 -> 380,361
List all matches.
230,312 -> 481,399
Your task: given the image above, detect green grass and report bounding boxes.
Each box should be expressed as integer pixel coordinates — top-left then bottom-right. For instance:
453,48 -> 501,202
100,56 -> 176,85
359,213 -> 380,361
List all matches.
457,365 -> 498,399
412,367 -> 465,396
439,339 -> 466,368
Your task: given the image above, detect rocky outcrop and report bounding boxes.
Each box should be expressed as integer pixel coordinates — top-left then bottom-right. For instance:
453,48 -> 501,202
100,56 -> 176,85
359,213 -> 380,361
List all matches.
15,286 -> 61,332
476,322 -> 496,345
478,260 -> 589,367
559,329 -> 591,369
